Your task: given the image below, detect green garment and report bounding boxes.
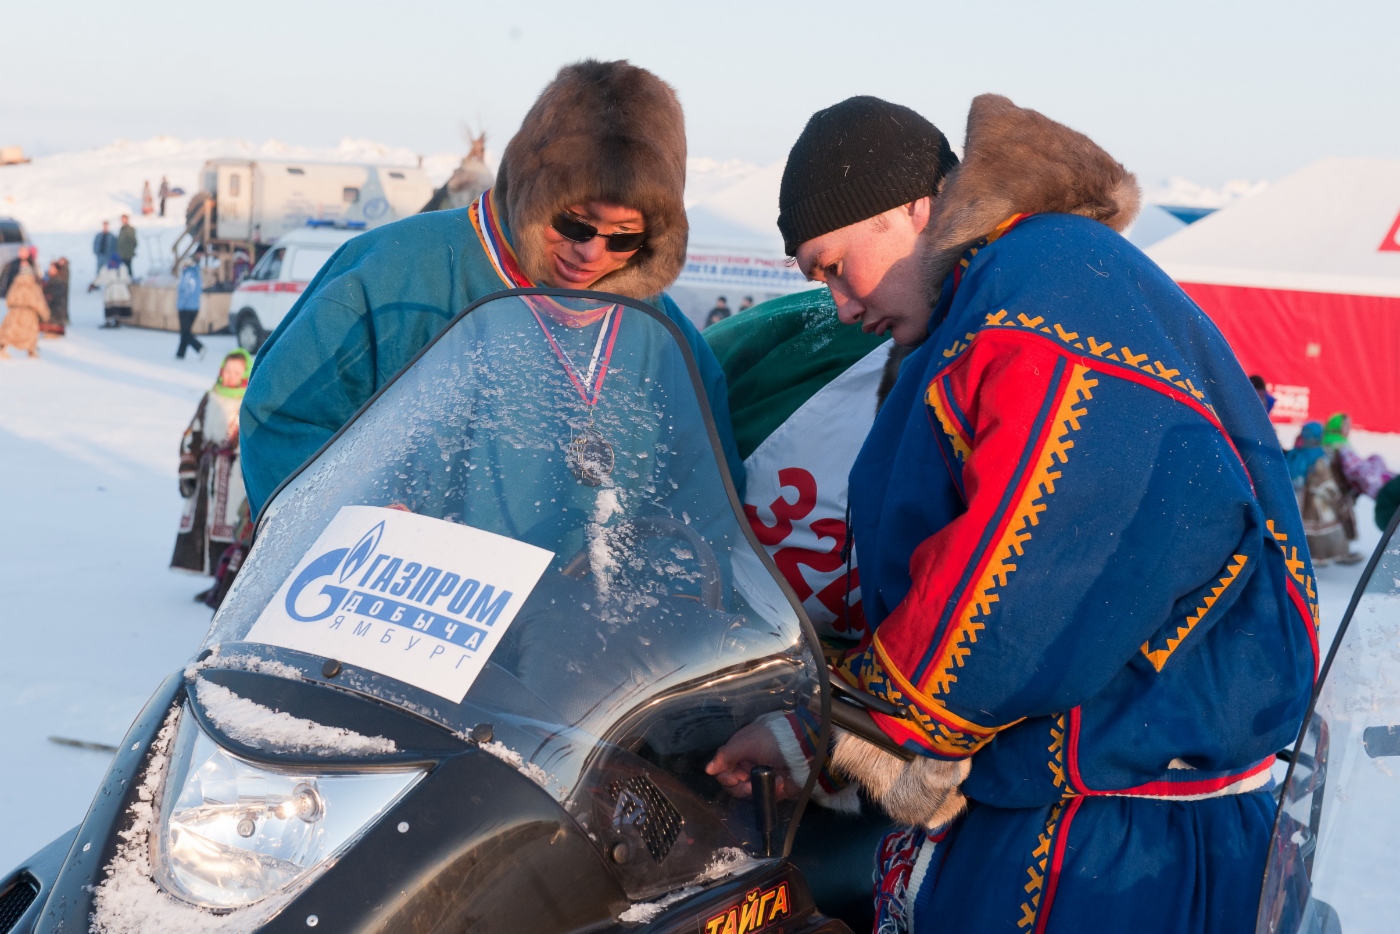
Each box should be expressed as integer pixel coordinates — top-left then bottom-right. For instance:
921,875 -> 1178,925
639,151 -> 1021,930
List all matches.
1323,413 -> 1349,451
703,288 -> 890,460
116,225 -> 138,261
240,206 -> 742,517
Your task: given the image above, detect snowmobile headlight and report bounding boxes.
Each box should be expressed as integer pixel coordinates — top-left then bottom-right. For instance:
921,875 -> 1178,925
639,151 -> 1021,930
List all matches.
151,709 -> 423,909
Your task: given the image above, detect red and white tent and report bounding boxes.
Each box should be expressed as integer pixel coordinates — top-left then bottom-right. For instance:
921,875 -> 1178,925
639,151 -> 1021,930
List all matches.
1147,158 -> 1400,432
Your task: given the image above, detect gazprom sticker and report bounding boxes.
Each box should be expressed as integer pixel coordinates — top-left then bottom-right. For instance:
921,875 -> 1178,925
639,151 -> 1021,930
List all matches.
246,505 -> 554,703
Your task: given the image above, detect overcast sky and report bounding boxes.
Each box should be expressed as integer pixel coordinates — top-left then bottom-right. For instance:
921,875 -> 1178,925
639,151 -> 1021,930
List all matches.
3,0 -> 1397,186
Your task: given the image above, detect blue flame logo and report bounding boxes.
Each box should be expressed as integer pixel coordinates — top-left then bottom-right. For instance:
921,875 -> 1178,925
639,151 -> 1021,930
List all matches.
340,521 -> 384,583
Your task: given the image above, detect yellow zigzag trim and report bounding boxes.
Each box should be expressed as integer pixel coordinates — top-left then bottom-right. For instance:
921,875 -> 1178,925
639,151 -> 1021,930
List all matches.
1140,554 -> 1248,672
926,364 -> 1098,697
925,378 -> 972,463
1047,713 -> 1068,792
956,307 -> 1218,419
1268,520 -> 1321,629
1017,801 -> 1065,929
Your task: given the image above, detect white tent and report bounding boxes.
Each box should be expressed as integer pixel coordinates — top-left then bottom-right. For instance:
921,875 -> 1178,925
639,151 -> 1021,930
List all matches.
1147,158 -> 1400,431
672,162 -> 817,324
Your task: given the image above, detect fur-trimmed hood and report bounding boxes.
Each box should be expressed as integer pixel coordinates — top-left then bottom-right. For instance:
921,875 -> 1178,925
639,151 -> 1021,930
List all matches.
924,94 -> 1141,291
495,60 -> 688,300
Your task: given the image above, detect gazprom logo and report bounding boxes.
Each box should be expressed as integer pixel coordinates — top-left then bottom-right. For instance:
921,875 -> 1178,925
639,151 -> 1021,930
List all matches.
340,522 -> 383,583
284,522 -> 515,651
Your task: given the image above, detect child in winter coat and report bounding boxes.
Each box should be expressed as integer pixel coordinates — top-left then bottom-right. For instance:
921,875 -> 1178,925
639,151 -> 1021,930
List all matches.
171,349 -> 254,599
0,255 -> 52,357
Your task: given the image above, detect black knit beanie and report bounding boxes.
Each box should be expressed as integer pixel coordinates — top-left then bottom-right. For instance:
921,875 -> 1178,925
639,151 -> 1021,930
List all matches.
777,96 -> 959,256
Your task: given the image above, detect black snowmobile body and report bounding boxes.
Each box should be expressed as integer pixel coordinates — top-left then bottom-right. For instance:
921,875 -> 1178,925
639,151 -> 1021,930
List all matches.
2,289 -> 893,934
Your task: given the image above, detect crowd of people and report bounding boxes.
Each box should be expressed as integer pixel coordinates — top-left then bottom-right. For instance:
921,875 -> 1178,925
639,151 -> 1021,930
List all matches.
1286,410 -> 1399,562
0,246 -> 70,355
704,293 -> 755,328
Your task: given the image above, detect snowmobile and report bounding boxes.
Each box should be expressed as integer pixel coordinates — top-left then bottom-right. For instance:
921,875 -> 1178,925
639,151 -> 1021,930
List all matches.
0,289 -> 897,934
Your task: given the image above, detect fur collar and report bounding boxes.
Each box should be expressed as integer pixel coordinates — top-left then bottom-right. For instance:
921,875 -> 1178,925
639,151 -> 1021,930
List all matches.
495,60 -> 688,300
924,94 -> 1141,292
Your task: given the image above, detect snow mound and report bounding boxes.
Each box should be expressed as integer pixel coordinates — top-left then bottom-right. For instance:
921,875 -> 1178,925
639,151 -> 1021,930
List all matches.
477,740 -> 552,788
1142,176 -> 1268,209
193,679 -> 396,756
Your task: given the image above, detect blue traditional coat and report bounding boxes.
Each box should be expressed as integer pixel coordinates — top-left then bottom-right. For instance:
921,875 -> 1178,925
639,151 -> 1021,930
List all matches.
842,213 -> 1318,933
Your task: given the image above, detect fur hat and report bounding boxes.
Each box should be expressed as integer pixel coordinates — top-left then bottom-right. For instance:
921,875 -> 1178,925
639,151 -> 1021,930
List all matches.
923,94 -> 1141,291
496,60 -> 688,300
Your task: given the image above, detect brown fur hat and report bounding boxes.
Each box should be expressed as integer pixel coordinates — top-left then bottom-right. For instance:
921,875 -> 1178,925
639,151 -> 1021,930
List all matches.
496,60 -> 688,300
924,94 -> 1141,293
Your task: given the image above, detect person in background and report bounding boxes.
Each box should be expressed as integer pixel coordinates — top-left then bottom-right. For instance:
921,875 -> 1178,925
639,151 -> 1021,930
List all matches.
705,295 -> 731,328
1286,421 -> 1362,565
738,295 -> 754,312
116,214 -> 137,277
159,177 -> 170,217
1323,411 -> 1395,501
171,349 -> 253,603
230,248 -> 252,287
93,255 -> 133,327
0,249 -> 51,358
90,221 -> 117,289
1249,374 -> 1275,413
0,242 -> 30,293
175,256 -> 206,359
141,180 -> 154,216
41,257 -> 69,336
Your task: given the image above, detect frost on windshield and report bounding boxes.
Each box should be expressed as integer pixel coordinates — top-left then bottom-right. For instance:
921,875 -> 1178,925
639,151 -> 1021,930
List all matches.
194,294 -> 818,877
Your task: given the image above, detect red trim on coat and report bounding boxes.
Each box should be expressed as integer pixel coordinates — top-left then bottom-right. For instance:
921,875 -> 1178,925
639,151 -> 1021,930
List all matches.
1067,707 -> 1275,797
1033,796 -> 1083,934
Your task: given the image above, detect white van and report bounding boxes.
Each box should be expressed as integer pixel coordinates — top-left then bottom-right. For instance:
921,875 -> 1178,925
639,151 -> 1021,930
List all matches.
230,224 -> 361,351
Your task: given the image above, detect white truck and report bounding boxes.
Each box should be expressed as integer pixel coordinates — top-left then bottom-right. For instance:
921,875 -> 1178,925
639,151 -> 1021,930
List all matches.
174,159 -> 432,287
228,224 -> 363,351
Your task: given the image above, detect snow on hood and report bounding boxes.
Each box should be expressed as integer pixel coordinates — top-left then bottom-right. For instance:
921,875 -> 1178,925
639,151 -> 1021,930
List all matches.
193,679 -> 396,757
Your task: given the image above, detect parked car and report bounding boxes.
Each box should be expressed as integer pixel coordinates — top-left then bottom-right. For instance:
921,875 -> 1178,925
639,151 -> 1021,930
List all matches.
0,216 -> 31,293
230,223 -> 361,352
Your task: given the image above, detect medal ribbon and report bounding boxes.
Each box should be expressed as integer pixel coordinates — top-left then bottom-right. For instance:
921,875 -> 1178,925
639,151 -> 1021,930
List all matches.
530,305 -> 623,406
470,189 -> 613,327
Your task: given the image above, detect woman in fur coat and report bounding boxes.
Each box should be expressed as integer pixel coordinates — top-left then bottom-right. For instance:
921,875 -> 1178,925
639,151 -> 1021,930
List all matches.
240,59 -> 742,518
170,349 -> 252,595
0,253 -> 52,358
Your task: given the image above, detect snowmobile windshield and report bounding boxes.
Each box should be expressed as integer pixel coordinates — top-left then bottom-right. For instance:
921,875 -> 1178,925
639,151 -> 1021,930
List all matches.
202,289 -> 825,886
1257,518 -> 1400,934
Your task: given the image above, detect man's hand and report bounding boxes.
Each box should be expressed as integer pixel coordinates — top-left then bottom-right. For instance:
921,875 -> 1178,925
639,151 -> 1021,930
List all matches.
705,720 -> 801,800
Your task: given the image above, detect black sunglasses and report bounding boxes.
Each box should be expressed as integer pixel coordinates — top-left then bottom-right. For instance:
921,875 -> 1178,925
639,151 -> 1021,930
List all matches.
550,213 -> 648,253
